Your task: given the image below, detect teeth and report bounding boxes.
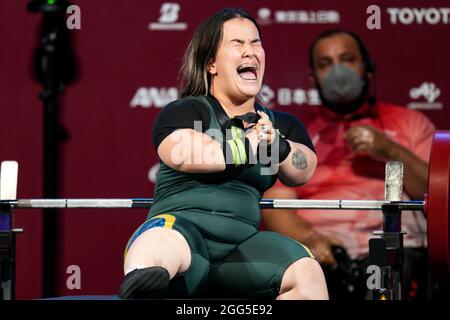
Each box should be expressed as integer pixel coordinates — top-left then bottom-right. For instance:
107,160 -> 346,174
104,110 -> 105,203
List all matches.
237,63 -> 258,81
237,64 -> 257,71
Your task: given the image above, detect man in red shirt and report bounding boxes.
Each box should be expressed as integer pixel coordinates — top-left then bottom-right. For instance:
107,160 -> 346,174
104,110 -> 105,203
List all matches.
262,29 -> 435,299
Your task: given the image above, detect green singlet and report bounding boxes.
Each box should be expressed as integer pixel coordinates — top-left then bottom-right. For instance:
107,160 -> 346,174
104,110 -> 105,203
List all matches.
125,95 -> 314,298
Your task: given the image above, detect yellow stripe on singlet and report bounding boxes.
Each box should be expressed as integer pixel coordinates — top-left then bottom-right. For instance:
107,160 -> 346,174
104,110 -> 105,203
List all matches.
152,214 -> 176,229
123,214 -> 177,257
300,243 -> 315,259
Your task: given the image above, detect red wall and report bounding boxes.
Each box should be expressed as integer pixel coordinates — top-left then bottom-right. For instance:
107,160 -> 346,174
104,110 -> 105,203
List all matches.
1,0 -> 449,298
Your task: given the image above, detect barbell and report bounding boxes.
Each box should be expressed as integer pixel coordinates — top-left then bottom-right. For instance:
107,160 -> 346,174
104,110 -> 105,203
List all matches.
0,131 -> 449,296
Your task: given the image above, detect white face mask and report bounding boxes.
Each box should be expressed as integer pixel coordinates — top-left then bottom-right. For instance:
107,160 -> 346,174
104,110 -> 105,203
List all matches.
321,64 -> 365,105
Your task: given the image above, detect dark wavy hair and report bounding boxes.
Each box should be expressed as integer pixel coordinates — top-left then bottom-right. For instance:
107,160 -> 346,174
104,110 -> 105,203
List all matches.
179,8 -> 261,98
308,29 -> 375,75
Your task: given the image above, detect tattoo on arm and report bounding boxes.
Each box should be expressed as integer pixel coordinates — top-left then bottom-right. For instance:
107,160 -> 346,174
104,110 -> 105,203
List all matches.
292,149 -> 308,170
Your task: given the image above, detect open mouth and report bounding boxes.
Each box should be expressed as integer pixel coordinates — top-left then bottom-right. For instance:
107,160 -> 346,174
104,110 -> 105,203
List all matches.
237,64 -> 258,81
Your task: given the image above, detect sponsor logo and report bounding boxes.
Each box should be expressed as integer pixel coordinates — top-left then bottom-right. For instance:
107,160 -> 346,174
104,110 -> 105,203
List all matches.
131,85 -> 321,109
387,7 -> 450,25
278,87 -> 321,106
260,85 -> 321,107
257,7 -> 339,26
148,2 -> 187,30
408,82 -> 443,110
367,6 -> 449,29
259,85 -> 275,107
257,8 -> 272,26
130,87 -> 178,108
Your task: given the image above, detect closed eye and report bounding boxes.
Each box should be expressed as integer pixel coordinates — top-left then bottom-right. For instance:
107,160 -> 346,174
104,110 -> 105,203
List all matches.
230,39 -> 245,45
229,39 -> 262,46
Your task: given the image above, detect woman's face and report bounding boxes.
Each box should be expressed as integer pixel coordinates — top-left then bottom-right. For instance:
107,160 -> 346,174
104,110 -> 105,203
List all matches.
208,17 -> 265,102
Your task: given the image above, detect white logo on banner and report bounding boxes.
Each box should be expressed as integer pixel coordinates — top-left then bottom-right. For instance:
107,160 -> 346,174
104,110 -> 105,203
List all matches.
257,8 -> 273,26
259,84 -> 275,107
258,85 -> 321,107
257,8 -> 339,25
408,82 -> 443,110
278,88 -> 321,106
148,3 -> 187,30
130,87 -> 178,108
130,85 -> 320,109
387,7 -> 450,25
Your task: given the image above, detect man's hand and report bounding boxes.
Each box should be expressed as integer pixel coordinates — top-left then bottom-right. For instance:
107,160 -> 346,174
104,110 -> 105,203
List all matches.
344,125 -> 396,159
344,124 -> 429,199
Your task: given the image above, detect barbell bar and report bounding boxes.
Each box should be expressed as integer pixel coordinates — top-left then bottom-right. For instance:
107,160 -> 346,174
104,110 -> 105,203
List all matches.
0,198 -> 425,210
